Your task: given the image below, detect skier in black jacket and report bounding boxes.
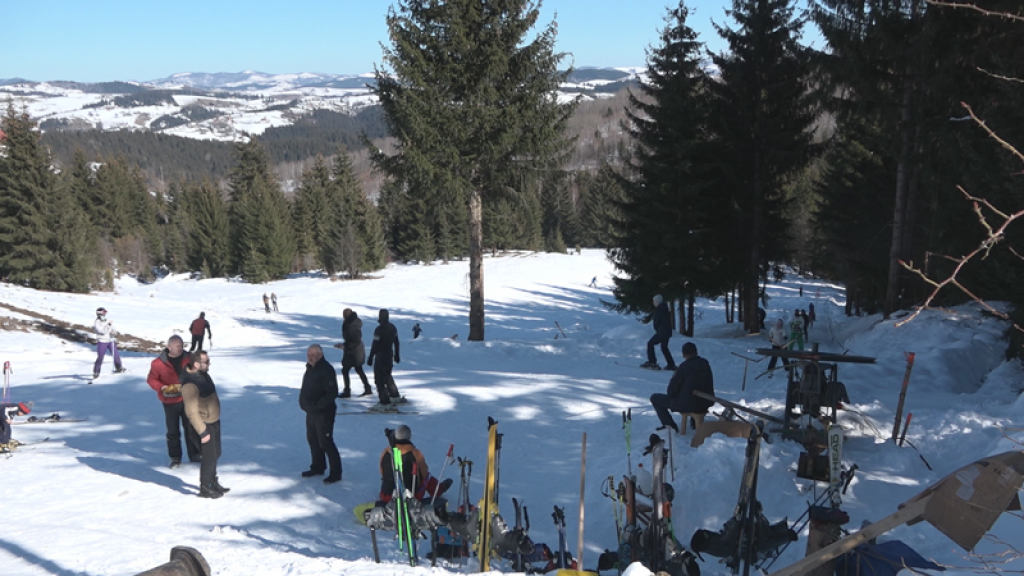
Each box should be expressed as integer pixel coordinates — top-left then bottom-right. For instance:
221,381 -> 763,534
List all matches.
334,308 -> 372,398
642,294 -> 676,370
650,342 -> 714,432
367,309 -> 402,412
299,344 -> 342,484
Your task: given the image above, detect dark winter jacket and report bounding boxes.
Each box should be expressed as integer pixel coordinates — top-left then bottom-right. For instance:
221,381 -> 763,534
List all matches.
368,309 -> 400,365
651,301 -> 672,337
299,356 -> 338,414
146,350 -> 192,405
342,313 -> 367,366
379,440 -> 430,498
666,355 -> 714,414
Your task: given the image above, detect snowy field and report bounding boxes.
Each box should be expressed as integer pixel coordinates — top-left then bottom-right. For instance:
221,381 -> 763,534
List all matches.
0,250 -> 1021,576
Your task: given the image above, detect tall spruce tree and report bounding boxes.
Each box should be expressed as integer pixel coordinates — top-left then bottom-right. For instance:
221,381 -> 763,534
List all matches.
0,104 -> 95,291
292,155 -> 336,271
577,164 -> 624,248
228,138 -> 295,280
184,182 -> 230,277
711,0 -> 815,331
611,2 -> 730,315
371,0 -> 576,340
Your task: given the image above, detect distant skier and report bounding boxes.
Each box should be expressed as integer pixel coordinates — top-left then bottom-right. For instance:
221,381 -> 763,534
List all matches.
757,307 -> 767,330
799,309 -> 810,339
93,307 -> 126,379
641,294 -> 675,370
807,303 -> 816,328
333,308 -> 372,399
271,292 -> 279,312
412,323 -> 422,339
589,276 -> 597,288
188,312 -> 212,353
367,309 -> 402,412
789,311 -> 805,351
377,425 -> 452,503
766,319 -> 791,378
649,342 -> 714,433
263,293 -> 271,313
0,402 -> 31,448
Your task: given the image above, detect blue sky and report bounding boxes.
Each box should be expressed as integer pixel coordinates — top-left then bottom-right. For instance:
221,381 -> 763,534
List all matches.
4,0 -> 821,83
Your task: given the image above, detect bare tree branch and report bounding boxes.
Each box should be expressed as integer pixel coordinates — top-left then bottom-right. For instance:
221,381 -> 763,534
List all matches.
927,0 -> 1024,22
977,66 -> 1024,84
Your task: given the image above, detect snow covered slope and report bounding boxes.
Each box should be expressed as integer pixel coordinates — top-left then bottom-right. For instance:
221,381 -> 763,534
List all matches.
0,251 -> 1020,575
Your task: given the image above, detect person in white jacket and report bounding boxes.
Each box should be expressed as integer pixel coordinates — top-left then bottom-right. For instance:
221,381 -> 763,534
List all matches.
93,307 -> 125,379
766,319 -> 790,378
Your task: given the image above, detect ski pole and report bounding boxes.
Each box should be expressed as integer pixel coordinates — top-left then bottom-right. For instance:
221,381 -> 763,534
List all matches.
431,444 -> 454,505
623,409 -> 632,476
898,413 -> 912,447
891,352 -> 915,441
3,361 -> 10,403
667,427 -> 675,481
577,431 -> 587,571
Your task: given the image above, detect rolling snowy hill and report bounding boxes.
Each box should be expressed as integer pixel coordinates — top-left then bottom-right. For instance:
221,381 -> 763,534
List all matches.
0,250 -> 1021,576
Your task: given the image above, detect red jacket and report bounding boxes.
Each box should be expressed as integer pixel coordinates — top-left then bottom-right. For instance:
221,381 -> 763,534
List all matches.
147,350 -> 191,404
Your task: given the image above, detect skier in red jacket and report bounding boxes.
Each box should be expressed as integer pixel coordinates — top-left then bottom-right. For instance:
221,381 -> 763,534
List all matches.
188,312 -> 212,352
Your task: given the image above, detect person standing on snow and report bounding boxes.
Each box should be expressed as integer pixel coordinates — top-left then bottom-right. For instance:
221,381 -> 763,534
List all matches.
181,351 -> 228,499
807,303 -> 816,328
147,335 -> 201,468
271,292 -> 279,312
378,425 -> 452,503
263,293 -> 271,313
188,312 -> 212,353
642,294 -> 676,370
412,323 -> 422,339
649,342 -> 714,433
766,319 -> 791,378
299,344 -> 342,484
789,311 -> 805,351
367,309 -> 402,412
92,307 -> 126,379
333,308 -> 372,398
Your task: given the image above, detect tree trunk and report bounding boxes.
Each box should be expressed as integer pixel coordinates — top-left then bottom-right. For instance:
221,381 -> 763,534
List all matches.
468,188 -> 485,341
687,294 -> 695,337
725,290 -> 732,324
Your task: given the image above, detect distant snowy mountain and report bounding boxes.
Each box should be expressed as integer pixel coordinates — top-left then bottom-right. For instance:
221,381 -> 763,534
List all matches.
0,68 -> 640,143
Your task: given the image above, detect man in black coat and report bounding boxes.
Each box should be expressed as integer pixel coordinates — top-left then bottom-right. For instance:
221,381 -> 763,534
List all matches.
334,308 -> 372,398
299,344 -> 342,484
367,308 -> 402,412
643,294 -> 676,370
650,342 -> 714,433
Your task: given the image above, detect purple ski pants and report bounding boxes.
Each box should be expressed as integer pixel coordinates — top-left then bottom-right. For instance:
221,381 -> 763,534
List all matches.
94,341 -> 122,374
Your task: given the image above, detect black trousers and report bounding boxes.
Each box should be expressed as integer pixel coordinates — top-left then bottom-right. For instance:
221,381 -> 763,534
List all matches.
646,333 -> 674,366
767,345 -> 791,371
199,421 -> 222,487
305,411 -> 342,476
163,402 -> 201,461
189,334 -> 205,352
373,360 -> 400,403
342,354 -> 371,392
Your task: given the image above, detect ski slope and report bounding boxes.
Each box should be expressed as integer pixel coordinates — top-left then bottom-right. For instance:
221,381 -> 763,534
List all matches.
0,250 -> 1021,576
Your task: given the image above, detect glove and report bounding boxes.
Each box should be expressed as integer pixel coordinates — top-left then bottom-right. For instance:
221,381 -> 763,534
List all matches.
367,358 -> 373,367
395,355 -> 401,364
161,384 -> 182,398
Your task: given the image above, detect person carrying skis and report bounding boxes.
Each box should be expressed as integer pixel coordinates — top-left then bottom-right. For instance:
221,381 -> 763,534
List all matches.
92,307 -> 126,379
181,351 -> 229,499
642,294 -> 675,370
789,310 -> 805,351
367,308 -> 402,412
378,424 -> 452,503
649,342 -> 714,433
766,319 -> 791,378
147,335 -> 201,468
333,308 -> 372,398
299,344 -> 342,484
188,312 -> 212,353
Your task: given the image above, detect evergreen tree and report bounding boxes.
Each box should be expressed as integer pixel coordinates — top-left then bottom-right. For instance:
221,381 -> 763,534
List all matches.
371,0 -> 576,340
0,103 -> 93,291
292,155 -> 335,270
578,164 -> 624,248
184,182 -> 230,277
228,139 -> 295,280
611,2 -> 731,315
710,0 -> 816,331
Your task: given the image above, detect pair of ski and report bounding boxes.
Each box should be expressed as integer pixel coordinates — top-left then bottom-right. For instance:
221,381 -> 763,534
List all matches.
12,413 -> 87,425
338,398 -> 418,415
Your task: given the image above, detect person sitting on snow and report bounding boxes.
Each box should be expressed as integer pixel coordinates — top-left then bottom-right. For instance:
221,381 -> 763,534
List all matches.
378,425 -> 452,504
